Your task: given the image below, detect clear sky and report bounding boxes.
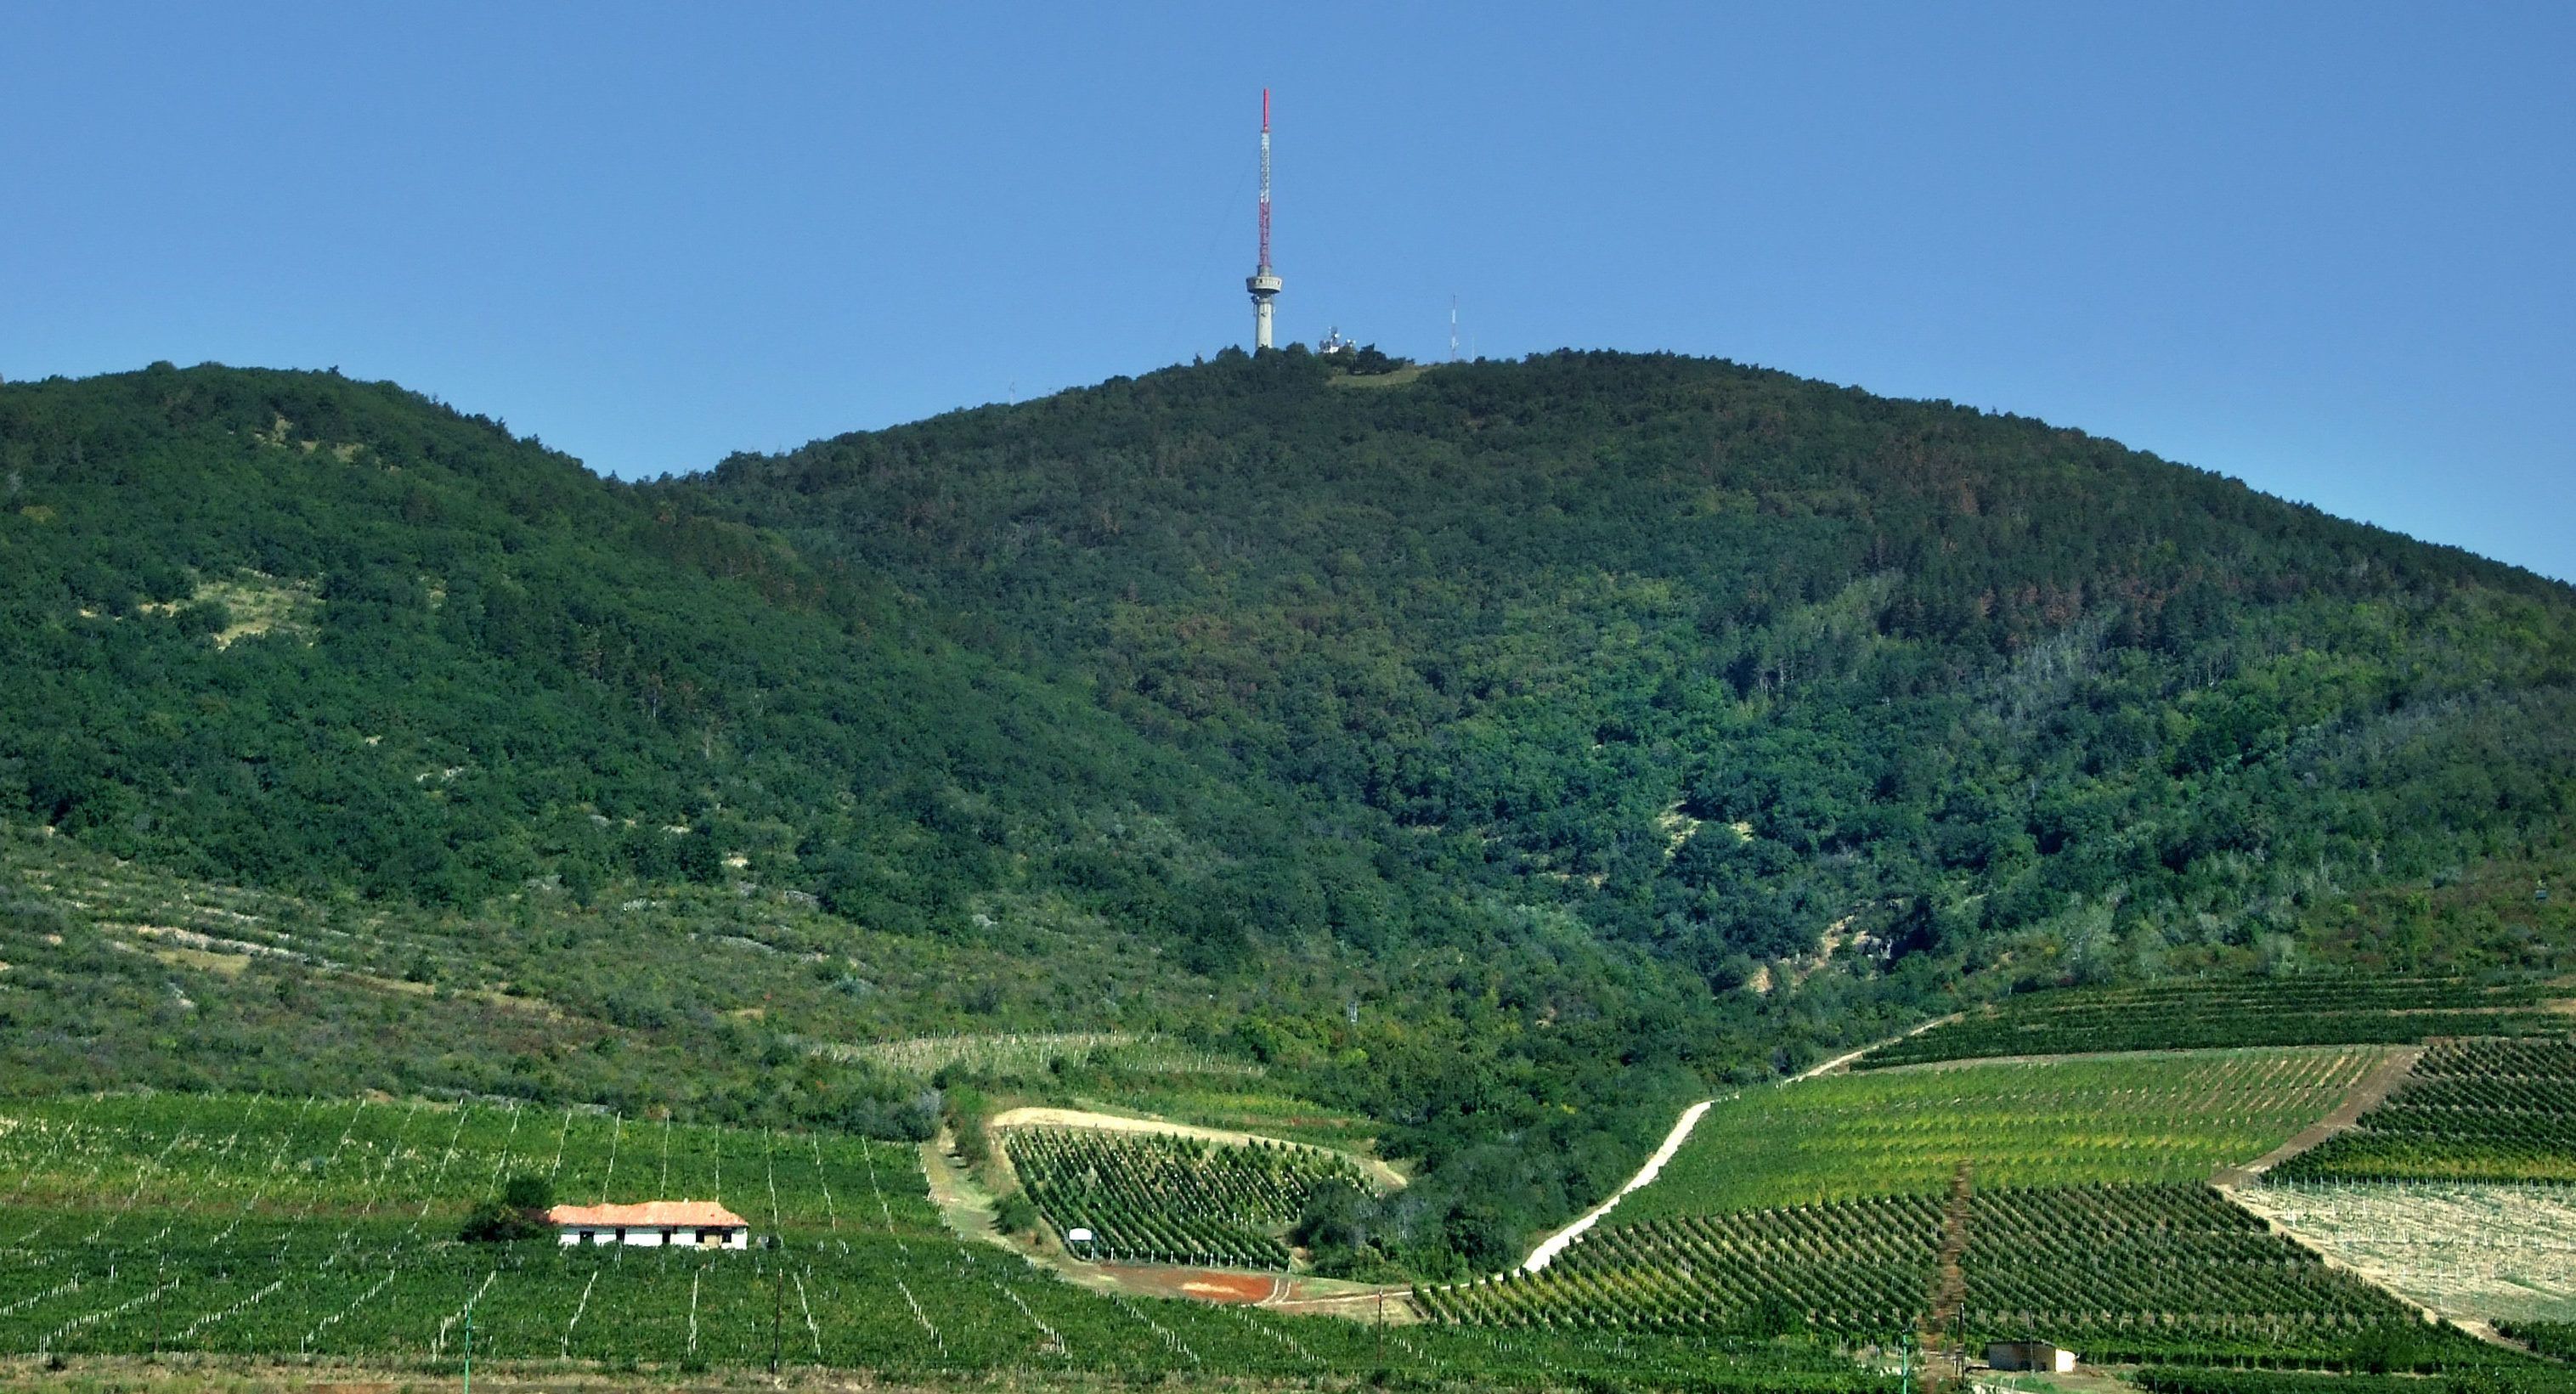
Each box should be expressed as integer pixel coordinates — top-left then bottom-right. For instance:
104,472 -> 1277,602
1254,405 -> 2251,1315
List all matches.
4,3 -> 2569,580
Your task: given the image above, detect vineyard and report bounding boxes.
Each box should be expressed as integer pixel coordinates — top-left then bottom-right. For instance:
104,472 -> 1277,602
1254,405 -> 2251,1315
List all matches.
0,1092 -> 1901,1387
1003,1127 -> 1378,1270
0,1091 -> 934,1229
1422,1182 -> 2491,1369
1619,1047 -> 2375,1220
2500,1321 -> 2576,1361
2234,1182 -> 2576,1325
2135,1366 -> 2571,1394
2274,1037 -> 2576,1184
1863,979 -> 2561,1069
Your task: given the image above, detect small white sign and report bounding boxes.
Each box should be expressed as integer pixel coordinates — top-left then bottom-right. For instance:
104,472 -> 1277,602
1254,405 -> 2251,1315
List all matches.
1065,1227 -> 1094,1244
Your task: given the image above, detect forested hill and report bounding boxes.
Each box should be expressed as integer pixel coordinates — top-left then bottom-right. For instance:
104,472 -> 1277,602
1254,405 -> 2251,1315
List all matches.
0,363 -> 1268,913
687,347 -> 2576,989
3,353 -> 2573,1274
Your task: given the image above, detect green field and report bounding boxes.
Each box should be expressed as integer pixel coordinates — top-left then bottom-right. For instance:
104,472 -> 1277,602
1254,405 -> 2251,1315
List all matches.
1621,1047 -> 2375,1219
1426,1183 -> 2487,1369
2274,1037 -> 2576,1184
1003,1128 -> 1376,1271
1865,979 -> 2562,1069
0,1092 -> 1878,1388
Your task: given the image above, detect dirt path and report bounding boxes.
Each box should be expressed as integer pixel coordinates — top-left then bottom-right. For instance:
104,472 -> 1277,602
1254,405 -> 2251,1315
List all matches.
987,1105 -> 1406,1190
918,1126 -> 1015,1251
1518,1098 -> 1714,1273
1266,1283 -> 1425,1323
1793,1013 -> 1963,1081
2211,1044 -> 2420,1185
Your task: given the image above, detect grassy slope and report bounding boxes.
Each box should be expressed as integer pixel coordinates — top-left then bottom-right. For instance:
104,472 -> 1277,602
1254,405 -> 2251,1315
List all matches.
1619,1047 -> 2379,1219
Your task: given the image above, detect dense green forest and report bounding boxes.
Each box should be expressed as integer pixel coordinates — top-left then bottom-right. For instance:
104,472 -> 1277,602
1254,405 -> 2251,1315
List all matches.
3,353 -> 2572,1274
690,347 -> 2575,979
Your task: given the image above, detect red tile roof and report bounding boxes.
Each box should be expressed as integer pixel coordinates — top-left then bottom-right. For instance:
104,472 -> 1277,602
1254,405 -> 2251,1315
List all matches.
545,1200 -> 748,1228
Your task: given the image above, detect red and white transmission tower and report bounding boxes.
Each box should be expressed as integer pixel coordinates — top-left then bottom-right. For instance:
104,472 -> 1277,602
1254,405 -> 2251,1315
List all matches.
1245,88 -> 1282,350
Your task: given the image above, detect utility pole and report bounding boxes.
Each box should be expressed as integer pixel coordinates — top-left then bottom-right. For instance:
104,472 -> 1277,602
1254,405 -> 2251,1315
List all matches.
462,1304 -> 472,1394
770,1238 -> 784,1376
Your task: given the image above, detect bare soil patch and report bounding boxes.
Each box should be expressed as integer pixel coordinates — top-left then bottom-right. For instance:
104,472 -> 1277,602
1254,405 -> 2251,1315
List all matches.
1093,1264 -> 1280,1304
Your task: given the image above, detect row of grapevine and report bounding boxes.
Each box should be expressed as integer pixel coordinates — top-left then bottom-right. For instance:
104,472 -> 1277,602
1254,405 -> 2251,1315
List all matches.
2500,1322 -> 2576,1361
1424,1183 -> 2479,1369
2275,1038 -> 2576,1183
1003,1128 -> 1375,1270
1624,1048 -> 2376,1221
1864,979 -> 2559,1069
2136,1359 -> 2572,1394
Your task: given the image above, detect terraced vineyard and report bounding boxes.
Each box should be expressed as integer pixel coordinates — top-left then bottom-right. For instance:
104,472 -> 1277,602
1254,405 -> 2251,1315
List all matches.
2274,1037 -> 2576,1183
1621,1047 -> 2375,1219
1003,1127 -> 1378,1270
0,1093 -> 1883,1388
1865,979 -> 2560,1069
1424,1183 -> 2486,1369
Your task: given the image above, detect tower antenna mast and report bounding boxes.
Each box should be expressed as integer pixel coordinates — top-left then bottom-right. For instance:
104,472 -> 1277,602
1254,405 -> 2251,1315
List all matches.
1246,89 -> 1282,350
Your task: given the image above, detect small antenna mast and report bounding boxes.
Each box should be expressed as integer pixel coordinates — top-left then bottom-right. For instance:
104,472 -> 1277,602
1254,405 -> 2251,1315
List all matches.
1449,296 -> 1460,363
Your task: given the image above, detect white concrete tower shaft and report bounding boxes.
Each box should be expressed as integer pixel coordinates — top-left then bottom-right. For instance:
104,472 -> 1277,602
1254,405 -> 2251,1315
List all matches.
1246,88 -> 1281,349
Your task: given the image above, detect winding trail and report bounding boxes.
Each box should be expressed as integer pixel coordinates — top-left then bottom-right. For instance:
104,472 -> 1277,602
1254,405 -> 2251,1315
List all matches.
1519,1098 -> 1714,1273
1516,1013 -> 1963,1273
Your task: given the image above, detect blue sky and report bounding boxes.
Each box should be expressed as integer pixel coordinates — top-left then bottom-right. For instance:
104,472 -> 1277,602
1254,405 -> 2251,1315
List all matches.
3,3 -> 2570,579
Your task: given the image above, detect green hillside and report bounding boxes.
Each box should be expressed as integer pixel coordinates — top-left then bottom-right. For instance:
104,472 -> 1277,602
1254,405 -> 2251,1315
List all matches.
5,351 -> 2575,1281
692,347 -> 2576,996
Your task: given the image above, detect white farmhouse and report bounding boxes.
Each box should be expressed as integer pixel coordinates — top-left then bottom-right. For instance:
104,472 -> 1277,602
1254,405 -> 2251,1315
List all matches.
546,1199 -> 750,1249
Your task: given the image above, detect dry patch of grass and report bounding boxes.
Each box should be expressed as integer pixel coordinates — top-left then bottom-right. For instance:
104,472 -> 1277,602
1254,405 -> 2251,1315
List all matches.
1325,363 -> 1427,389
136,570 -> 319,648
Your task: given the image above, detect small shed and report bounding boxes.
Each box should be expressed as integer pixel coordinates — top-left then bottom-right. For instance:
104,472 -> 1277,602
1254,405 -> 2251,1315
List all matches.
546,1200 -> 750,1249
1986,1340 -> 2076,1374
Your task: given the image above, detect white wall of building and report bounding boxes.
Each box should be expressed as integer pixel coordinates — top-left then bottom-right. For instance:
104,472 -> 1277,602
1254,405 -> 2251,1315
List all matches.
556,1226 -> 749,1249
